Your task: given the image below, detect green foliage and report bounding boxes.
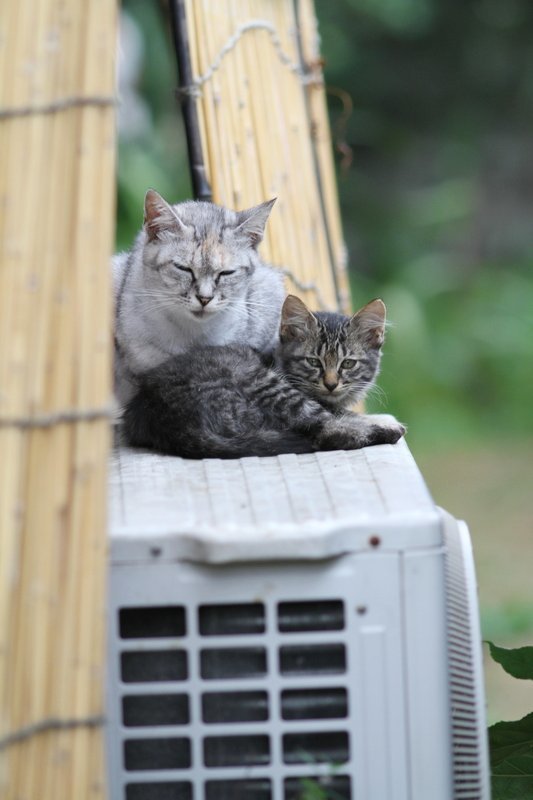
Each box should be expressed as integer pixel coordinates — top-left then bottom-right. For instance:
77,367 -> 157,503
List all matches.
363,262 -> 533,450
490,713 -> 533,799
117,1 -> 190,250
488,643 -> 533,798
488,642 -> 533,681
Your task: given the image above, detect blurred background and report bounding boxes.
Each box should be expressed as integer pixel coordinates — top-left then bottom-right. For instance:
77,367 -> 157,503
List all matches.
117,0 -> 533,722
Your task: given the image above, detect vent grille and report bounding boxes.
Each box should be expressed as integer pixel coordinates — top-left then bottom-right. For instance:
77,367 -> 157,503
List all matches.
117,599 -> 352,799
445,524 -> 487,799
125,782 -> 193,800
121,650 -> 188,683
204,778 -> 271,800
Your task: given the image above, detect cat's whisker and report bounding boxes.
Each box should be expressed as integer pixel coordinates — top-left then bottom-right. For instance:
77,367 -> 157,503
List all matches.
132,301 -> 183,314
241,299 -> 277,310
360,382 -> 388,407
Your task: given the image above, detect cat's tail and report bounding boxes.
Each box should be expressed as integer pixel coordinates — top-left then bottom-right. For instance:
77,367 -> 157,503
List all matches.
203,429 -> 315,459
123,407 -> 315,458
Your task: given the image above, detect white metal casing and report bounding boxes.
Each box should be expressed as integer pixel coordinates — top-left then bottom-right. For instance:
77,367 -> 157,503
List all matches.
107,437 -> 490,800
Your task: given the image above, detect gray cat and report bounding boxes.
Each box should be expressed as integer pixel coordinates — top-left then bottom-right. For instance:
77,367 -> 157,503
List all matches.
113,189 -> 284,405
121,295 -> 405,458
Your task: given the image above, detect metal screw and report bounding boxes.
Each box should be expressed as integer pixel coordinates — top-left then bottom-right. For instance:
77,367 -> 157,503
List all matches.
369,535 -> 381,548
149,546 -> 162,558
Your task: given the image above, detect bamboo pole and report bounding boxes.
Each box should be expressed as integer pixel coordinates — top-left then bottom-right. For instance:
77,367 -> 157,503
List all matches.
176,0 -> 350,312
0,0 -> 116,797
297,0 -> 352,312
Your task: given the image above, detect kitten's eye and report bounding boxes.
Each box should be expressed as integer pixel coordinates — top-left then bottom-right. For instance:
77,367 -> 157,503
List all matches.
341,358 -> 357,369
305,357 -> 322,368
218,270 -> 236,277
173,262 -> 193,275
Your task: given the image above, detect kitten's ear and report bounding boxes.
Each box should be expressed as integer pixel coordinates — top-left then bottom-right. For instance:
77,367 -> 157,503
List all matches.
144,189 -> 186,241
350,298 -> 386,349
280,295 -> 318,342
235,198 -> 276,247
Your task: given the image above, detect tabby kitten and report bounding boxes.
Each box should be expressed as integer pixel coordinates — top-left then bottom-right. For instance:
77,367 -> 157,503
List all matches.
278,294 -> 385,411
113,189 -> 284,405
122,295 -> 405,459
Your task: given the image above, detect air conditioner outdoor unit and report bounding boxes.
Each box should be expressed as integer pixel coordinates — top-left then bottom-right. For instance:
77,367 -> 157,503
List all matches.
107,438 -> 490,800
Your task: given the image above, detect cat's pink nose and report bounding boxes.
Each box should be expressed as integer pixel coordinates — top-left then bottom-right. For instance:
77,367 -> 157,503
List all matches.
197,295 -> 213,307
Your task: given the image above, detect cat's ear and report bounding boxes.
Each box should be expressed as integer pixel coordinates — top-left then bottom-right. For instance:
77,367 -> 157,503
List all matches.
280,295 -> 318,342
234,198 -> 276,247
144,189 -> 186,241
350,298 -> 386,349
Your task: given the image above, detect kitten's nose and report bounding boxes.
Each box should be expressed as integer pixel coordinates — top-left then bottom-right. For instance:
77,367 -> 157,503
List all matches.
323,378 -> 339,392
197,294 -> 213,307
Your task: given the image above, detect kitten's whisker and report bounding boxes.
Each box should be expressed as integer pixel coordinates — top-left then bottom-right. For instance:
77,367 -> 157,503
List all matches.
362,383 -> 388,407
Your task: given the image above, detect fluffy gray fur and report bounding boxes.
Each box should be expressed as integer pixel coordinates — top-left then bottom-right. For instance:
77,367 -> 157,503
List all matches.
122,295 -> 405,459
113,189 -> 284,405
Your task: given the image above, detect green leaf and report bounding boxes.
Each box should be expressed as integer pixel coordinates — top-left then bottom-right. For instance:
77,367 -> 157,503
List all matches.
487,642 -> 533,680
491,776 -> 533,800
490,712 -> 533,799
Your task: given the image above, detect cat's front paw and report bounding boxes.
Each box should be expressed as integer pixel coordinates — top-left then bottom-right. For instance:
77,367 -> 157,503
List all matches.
362,414 -> 406,446
315,427 -> 362,451
366,420 -> 406,446
315,414 -> 406,451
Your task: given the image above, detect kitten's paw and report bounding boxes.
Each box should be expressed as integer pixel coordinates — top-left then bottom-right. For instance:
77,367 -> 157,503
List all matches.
363,414 -> 406,446
366,420 -> 406,445
315,414 -> 406,451
315,429 -> 362,451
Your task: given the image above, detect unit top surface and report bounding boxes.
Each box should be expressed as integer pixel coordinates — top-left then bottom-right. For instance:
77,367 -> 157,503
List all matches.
109,430 -> 443,563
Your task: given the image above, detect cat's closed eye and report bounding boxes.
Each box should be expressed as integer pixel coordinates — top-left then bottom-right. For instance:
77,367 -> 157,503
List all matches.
341,358 -> 357,369
173,262 -> 193,275
219,270 -> 236,277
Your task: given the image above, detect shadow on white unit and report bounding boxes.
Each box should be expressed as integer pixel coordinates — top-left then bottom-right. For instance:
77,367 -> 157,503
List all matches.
107,436 -> 490,800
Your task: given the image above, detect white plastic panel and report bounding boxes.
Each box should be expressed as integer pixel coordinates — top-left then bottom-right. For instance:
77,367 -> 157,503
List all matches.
109,439 -> 441,563
107,552 -> 412,800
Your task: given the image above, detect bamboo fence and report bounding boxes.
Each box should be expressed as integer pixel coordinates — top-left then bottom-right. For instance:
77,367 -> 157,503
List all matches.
0,0 -> 116,798
180,0 -> 351,313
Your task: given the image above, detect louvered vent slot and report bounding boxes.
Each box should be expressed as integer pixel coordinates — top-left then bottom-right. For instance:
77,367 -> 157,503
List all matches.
203,734 -> 270,767
283,731 -> 349,764
205,779 -> 272,800
202,690 -> 268,723
200,647 -> 267,679
124,737 -> 191,771
280,643 -> 346,675
126,782 -> 192,800
445,527 -> 485,798
115,597 -> 352,798
199,602 -> 265,635
122,694 -> 189,727
120,606 -> 186,639
281,688 -> 348,720
121,649 -> 188,683
278,600 -> 344,632
284,775 -> 352,800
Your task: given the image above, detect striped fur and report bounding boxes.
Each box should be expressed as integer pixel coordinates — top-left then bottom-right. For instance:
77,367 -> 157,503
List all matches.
278,295 -> 386,411
122,296 -> 405,459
